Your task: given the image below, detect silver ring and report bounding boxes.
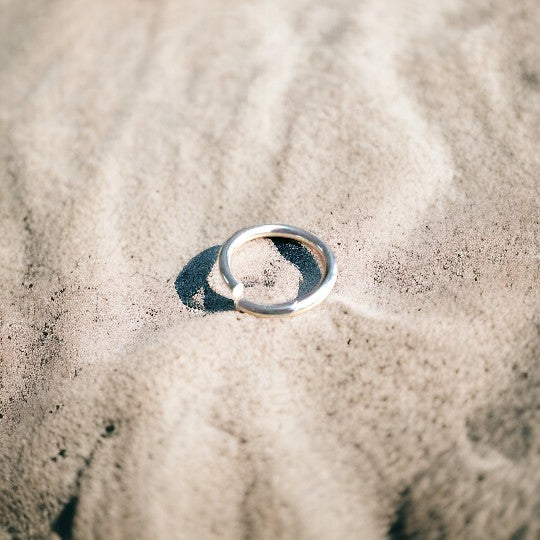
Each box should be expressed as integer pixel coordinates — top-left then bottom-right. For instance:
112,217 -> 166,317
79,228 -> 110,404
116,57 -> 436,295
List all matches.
218,224 -> 337,318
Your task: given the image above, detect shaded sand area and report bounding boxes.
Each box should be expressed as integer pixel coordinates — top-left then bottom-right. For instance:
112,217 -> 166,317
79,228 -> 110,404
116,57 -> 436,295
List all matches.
0,1 -> 539,538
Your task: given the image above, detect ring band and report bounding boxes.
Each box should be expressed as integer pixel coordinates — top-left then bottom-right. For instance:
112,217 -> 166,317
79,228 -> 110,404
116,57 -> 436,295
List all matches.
218,224 -> 337,318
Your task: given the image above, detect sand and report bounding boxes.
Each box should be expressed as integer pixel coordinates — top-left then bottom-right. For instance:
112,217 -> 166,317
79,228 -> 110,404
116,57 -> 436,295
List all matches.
0,0 -> 539,538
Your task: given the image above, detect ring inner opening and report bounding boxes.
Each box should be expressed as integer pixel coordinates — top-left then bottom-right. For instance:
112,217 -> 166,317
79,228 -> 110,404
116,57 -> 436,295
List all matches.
227,237 -> 324,305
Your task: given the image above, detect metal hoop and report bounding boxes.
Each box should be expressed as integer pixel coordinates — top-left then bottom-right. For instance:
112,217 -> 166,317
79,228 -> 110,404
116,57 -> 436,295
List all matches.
217,224 -> 337,318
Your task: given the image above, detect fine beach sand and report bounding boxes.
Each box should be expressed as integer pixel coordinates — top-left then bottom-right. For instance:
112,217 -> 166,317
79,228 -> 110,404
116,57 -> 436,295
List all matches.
1,0 -> 539,538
